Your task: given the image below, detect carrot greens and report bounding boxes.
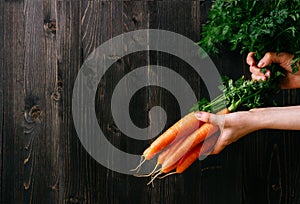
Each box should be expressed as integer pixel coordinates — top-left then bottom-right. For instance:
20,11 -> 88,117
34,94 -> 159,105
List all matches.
198,0 -> 300,71
190,71 -> 283,113
191,0 -> 300,113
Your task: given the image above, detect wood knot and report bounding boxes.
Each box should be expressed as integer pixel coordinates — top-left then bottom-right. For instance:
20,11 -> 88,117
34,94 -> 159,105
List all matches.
132,13 -> 142,26
51,80 -> 63,101
272,184 -> 281,192
51,92 -> 61,101
51,181 -> 59,191
25,105 -> 42,123
56,80 -> 63,92
44,19 -> 56,35
67,196 -> 84,203
132,16 -> 138,24
24,181 -> 31,190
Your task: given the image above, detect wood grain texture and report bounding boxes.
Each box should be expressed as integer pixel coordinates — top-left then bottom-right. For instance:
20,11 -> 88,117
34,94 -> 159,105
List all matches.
1,1 -> 25,203
0,1 -> 3,201
0,1 -> 300,204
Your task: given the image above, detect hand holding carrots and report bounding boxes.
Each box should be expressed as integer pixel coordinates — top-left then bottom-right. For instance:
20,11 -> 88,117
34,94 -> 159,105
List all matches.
132,108 -> 229,185
134,106 -> 300,185
194,110 -> 258,154
195,105 -> 300,154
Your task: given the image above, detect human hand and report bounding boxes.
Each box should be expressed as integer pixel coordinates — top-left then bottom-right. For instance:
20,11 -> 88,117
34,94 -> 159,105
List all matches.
194,105 -> 300,154
247,52 -> 300,89
194,111 -> 258,154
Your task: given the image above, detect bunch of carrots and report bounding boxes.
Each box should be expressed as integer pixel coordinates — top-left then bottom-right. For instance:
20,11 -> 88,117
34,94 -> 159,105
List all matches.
130,0 -> 300,186
132,73 -> 284,185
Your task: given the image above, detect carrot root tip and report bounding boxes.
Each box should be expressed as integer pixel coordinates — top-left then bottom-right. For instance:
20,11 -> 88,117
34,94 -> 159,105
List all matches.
158,171 -> 177,179
147,171 -> 163,186
130,156 -> 146,173
133,163 -> 161,178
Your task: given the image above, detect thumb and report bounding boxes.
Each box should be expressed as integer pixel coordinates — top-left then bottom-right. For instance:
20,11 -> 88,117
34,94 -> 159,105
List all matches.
257,52 -> 274,68
194,111 -> 224,127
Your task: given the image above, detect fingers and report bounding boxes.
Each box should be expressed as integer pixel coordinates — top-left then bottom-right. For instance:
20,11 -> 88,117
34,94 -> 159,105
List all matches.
248,52 -> 273,81
246,52 -> 256,66
250,66 -> 267,81
210,142 -> 227,155
198,135 -> 218,159
256,52 -> 274,68
194,111 -> 224,127
249,65 -> 270,76
251,73 -> 267,81
194,111 -> 210,123
210,133 -> 231,154
194,112 -> 229,155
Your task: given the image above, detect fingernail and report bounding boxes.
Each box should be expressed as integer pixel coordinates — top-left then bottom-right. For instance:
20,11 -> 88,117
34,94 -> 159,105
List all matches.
265,72 -> 270,77
257,61 -> 265,67
194,112 -> 202,120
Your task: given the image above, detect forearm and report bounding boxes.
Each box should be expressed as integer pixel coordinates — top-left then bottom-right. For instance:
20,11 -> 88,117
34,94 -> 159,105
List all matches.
249,106 -> 300,130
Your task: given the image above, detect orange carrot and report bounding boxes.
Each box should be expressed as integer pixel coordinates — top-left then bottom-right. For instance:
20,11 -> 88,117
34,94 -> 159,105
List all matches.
143,123 -> 204,179
144,128 -> 200,175
153,135 -> 217,180
156,125 -> 203,173
143,112 -> 203,160
145,109 -> 228,185
162,161 -> 178,174
161,108 -> 229,171
157,136 -> 185,165
176,135 -> 218,173
133,119 -> 203,174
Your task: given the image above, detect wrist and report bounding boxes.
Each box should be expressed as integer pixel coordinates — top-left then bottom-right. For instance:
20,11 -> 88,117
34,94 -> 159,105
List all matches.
248,108 -> 271,130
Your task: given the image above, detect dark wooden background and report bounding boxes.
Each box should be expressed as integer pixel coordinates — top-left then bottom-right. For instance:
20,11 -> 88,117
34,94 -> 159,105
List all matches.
1,1 -> 300,203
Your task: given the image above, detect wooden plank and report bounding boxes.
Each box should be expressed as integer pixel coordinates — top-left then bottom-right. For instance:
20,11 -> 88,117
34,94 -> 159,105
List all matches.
43,0 -> 61,203
0,1 -> 3,201
22,0 -> 59,203
56,0 -> 85,203
64,1 -> 153,203
1,1 -> 25,203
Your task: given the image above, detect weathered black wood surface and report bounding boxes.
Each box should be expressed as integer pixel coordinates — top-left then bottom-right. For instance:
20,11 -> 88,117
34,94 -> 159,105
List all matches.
1,1 -> 300,203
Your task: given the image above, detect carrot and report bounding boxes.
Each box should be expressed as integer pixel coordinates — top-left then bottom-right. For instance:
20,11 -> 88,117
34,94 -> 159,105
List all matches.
144,108 -> 228,185
148,139 -> 211,185
137,127 -> 201,176
155,133 -> 196,174
143,112 -> 203,160
152,135 -> 217,182
161,108 -> 229,171
132,117 -> 203,173
150,136 -> 217,181
136,137 -> 185,176
176,135 -> 218,173
157,136 -> 185,165
162,161 -> 178,174
148,131 -> 208,182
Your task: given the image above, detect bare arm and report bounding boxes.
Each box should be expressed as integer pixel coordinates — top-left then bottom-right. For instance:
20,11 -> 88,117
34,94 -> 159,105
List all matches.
195,106 -> 300,154
250,106 -> 300,130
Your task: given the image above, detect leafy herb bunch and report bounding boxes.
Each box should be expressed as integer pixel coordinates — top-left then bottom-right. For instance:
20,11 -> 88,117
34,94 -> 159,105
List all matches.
199,0 -> 300,72
192,0 -> 300,113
